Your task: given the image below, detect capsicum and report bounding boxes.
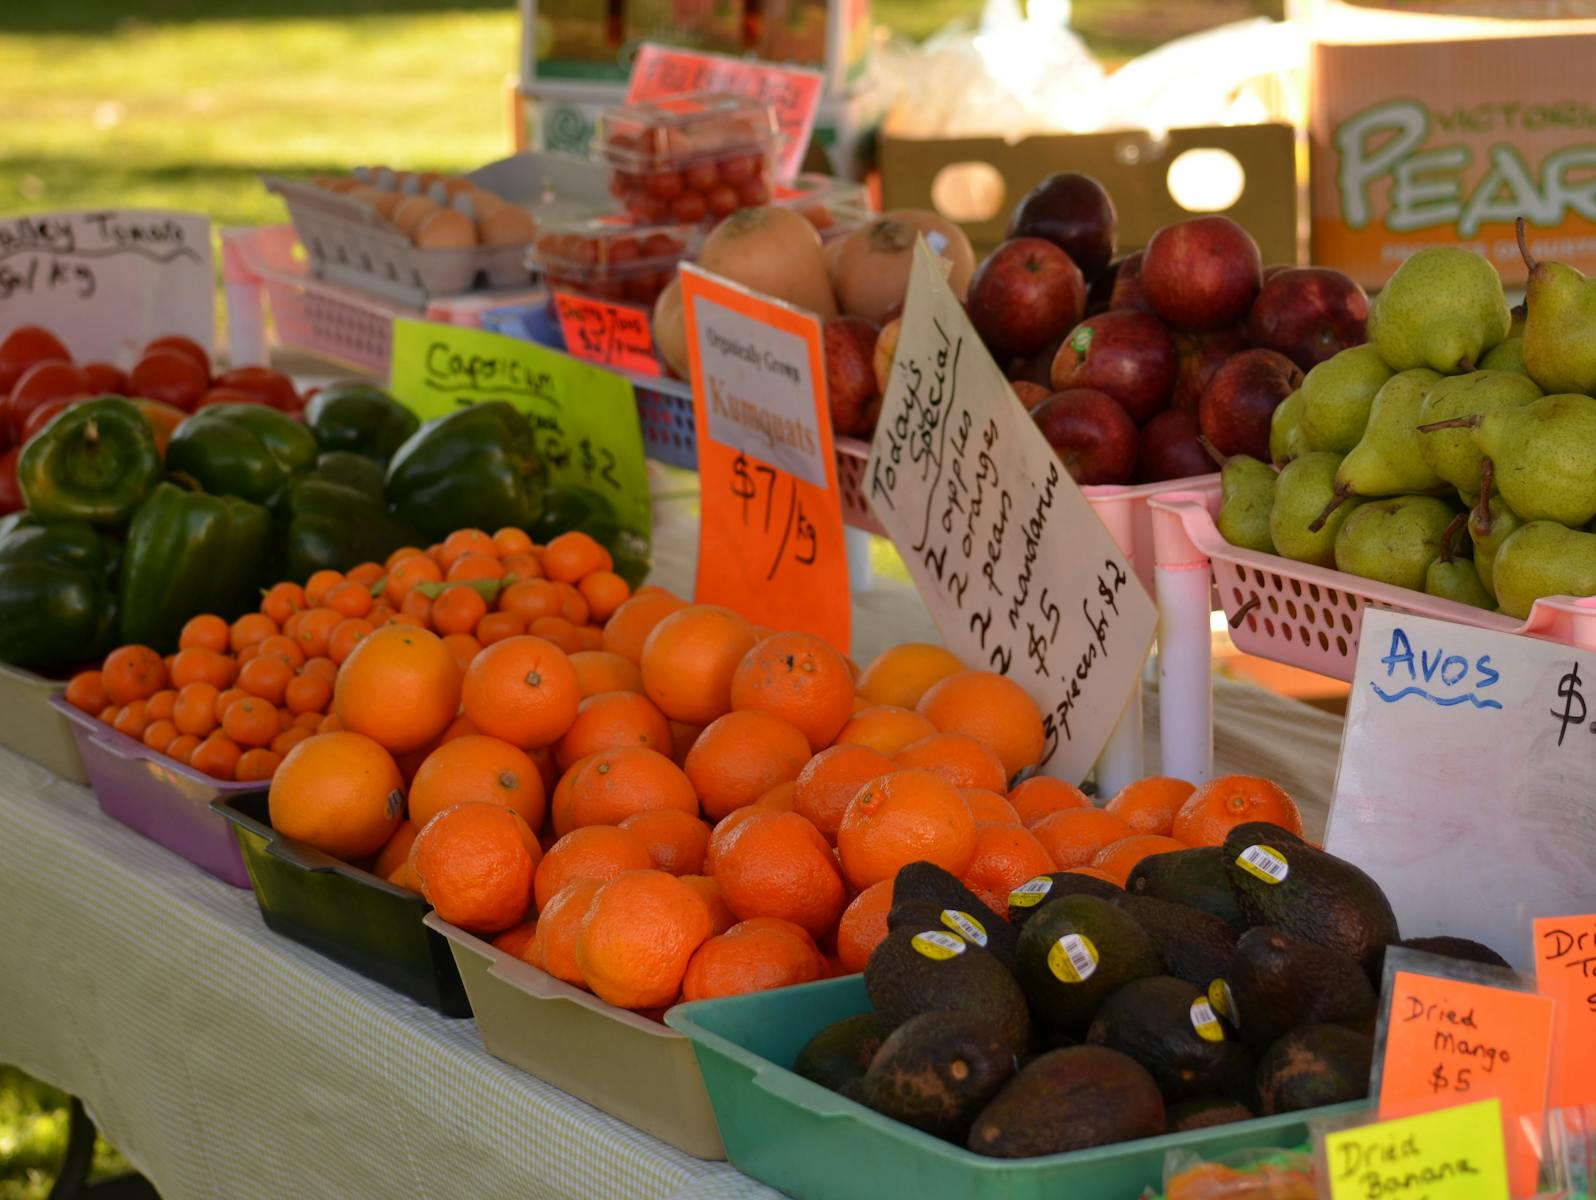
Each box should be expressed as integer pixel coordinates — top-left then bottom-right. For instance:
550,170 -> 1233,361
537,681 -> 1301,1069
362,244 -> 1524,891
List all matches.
385,401 -> 546,541
303,381 -> 420,465
17,396 -> 162,527
164,402 -> 319,509
282,452 -> 416,581
118,481 -> 271,652
0,514 -> 120,672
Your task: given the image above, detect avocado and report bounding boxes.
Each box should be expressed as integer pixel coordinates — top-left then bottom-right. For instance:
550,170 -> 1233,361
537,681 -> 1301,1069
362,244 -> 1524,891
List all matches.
967,1046 -> 1165,1158
1394,935 -> 1511,970
856,1010 -> 1015,1141
1256,1024 -> 1373,1115
865,925 -> 1031,1056
793,1013 -> 884,1093
888,899 -> 1017,970
1225,926 -> 1378,1054
1111,893 -> 1238,990
1166,1096 -> 1256,1132
1085,975 -> 1251,1103
1221,823 -> 1400,979
1014,894 -> 1164,1034
1127,847 -> 1247,930
1007,870 -> 1124,928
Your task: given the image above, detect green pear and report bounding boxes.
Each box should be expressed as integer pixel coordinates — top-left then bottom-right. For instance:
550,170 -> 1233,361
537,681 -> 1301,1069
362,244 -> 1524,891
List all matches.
1416,370 -> 1540,495
1424,515 -> 1493,609
1333,494 -> 1459,591
1217,455 -> 1277,553
1309,368 -> 1446,531
1299,344 -> 1393,454
1422,393 -> 1596,527
1269,389 -> 1308,467
1492,520 -> 1596,619
1270,452 -> 1357,567
1368,247 -> 1511,374
1516,219 -> 1596,395
1479,335 -> 1528,376
1467,473 -> 1523,601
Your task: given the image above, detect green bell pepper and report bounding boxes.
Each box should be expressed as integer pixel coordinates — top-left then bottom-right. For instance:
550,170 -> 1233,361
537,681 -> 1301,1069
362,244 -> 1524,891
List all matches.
303,381 -> 420,465
118,481 -> 272,652
385,401 -> 546,542
17,396 -> 162,528
283,452 -> 416,581
0,515 -> 120,672
165,402 -> 319,509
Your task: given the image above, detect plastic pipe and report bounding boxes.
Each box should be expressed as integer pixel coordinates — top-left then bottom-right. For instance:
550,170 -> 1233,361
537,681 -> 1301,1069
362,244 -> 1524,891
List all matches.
1090,491 -> 1143,796
1150,494 -> 1213,784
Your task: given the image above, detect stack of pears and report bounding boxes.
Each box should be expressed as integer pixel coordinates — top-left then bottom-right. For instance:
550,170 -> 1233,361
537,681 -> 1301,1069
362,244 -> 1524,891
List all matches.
1218,222 -> 1596,619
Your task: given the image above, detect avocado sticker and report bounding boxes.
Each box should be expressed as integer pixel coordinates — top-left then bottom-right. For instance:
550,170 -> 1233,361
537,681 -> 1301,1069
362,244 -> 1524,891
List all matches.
940,909 -> 988,947
911,929 -> 967,961
1189,997 -> 1226,1043
1236,843 -> 1289,885
1208,978 -> 1239,1027
1009,876 -> 1053,909
1047,933 -> 1099,983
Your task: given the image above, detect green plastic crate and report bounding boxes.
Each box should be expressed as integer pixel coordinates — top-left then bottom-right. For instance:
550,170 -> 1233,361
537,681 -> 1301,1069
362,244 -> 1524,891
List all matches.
666,975 -> 1367,1200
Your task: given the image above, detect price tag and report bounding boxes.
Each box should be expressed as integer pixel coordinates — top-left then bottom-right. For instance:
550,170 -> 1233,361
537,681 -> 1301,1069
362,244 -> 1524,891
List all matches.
678,263 -> 849,652
626,43 -> 824,181
1378,970 -> 1555,1197
552,292 -> 661,377
387,319 -> 651,546
1324,1100 -> 1510,1200
862,238 -> 1156,784
1533,914 -> 1596,1108
1326,610 -> 1596,970
0,209 -> 213,363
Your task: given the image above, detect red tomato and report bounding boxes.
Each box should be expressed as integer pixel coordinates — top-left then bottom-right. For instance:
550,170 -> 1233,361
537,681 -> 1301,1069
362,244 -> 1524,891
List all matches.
20,397 -> 79,444
142,335 -> 210,377
0,447 -> 22,516
128,349 -> 208,412
0,326 -> 70,396
130,398 -> 186,454
194,387 -> 265,409
82,361 -> 129,395
5,359 -> 91,444
212,366 -> 298,411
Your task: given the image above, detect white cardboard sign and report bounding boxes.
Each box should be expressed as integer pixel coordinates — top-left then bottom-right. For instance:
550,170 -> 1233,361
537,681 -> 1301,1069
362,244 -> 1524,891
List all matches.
862,238 -> 1156,784
1326,608 -> 1596,971
0,209 -> 214,364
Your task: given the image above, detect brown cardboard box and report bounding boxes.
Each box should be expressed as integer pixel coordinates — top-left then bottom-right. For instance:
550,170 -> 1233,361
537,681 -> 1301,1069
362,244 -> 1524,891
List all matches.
878,122 -> 1299,263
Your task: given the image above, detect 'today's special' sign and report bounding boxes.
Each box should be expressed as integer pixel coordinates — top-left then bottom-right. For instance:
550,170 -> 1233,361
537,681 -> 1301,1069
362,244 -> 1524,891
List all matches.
862,239 -> 1156,783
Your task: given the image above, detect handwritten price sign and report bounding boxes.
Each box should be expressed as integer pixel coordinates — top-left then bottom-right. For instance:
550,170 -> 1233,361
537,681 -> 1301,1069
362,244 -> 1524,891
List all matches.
678,263 -> 849,651
1534,914 -> 1596,1108
1324,1100 -> 1509,1200
552,292 -> 661,377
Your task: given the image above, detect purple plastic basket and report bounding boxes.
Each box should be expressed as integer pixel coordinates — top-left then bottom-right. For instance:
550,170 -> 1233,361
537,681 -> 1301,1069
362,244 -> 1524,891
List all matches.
50,694 -> 254,888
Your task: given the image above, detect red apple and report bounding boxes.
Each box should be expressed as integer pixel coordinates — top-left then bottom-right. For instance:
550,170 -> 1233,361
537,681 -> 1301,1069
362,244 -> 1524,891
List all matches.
1262,263 -> 1295,283
824,317 -> 882,438
1005,172 -> 1117,282
1198,348 -> 1302,460
1170,327 -> 1248,411
1031,388 -> 1138,486
1245,266 -> 1370,371
1135,408 -> 1214,483
1108,251 -> 1152,314
1086,256 -> 1124,314
1011,380 -> 1051,411
1006,336 -> 1064,389
1142,216 -> 1263,331
966,238 -> 1086,361
872,318 -> 901,398
1049,309 -> 1176,424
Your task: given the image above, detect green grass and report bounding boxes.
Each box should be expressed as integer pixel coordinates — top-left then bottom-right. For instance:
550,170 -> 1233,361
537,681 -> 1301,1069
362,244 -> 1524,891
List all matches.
0,1068 -> 132,1200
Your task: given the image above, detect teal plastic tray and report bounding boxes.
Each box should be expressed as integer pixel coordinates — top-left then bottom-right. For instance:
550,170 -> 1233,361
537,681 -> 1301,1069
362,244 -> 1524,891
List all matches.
667,975 -> 1366,1200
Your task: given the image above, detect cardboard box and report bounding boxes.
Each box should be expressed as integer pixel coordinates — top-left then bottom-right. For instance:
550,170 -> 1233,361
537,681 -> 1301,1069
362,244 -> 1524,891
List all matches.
878,122 -> 1299,263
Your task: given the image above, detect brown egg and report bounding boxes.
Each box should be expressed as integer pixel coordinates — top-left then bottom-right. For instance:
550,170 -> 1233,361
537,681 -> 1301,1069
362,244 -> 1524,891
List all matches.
414,208 -> 478,250
464,187 -> 505,219
347,185 -> 389,207
392,195 -> 442,236
321,177 -> 364,194
478,204 -> 537,246
369,191 -> 406,220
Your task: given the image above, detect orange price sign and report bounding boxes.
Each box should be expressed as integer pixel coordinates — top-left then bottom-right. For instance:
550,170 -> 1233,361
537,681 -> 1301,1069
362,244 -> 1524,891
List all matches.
678,262 -> 849,652
1533,914 -> 1596,1109
552,292 -> 661,377
1378,969 -> 1556,1197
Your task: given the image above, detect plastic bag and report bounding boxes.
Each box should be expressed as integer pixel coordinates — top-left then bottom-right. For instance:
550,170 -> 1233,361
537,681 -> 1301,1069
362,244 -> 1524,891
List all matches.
1539,1105 -> 1595,1199
1161,1146 -> 1317,1200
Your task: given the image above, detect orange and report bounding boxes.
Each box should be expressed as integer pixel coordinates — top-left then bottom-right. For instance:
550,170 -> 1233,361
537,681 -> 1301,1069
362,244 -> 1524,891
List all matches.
291,608 -> 343,660
1009,776 -> 1091,827
142,718 -> 177,754
527,878 -> 602,984
835,879 -> 894,974
327,617 -> 376,665
169,648 -> 235,690
529,616 -> 581,654
712,810 -> 846,938
440,528 -> 497,569
461,635 -> 580,749
271,726 -> 314,758
165,734 -> 200,766
303,569 -> 344,607
324,579 -> 374,619
832,705 -> 939,757
756,781 -> 797,811
237,654 -> 293,705
173,683 -> 220,737
551,581 -> 591,627
178,613 -> 230,654
669,721 -> 701,766
333,624 -> 461,755
492,526 -> 534,558
533,824 -> 653,912
569,650 -> 645,698
501,553 -> 543,584
64,670 -> 109,715
228,612 -> 277,655
213,686 -> 248,721
681,918 -> 825,1001
102,644 -> 167,704
1104,776 -> 1197,837
856,642 -> 964,710
552,746 -> 698,836
346,561 -> 385,590
499,579 -> 562,624
1090,834 -> 1190,886
1171,775 -> 1303,846
491,922 -> 539,959
384,553 -> 442,606
640,604 -> 757,725
577,571 -> 629,623
268,731 -> 404,859
960,823 -> 1056,913
440,632 -> 481,674
894,732 -> 1007,793
191,732 -> 242,779
408,735 -> 546,831
683,709 -> 812,821
475,611 -> 524,646
836,769 -> 978,890
704,806 -> 768,874
409,801 -> 540,934
235,748 -> 282,783
619,807 -> 710,876
542,530 -> 608,584
917,671 -> 1046,779
372,820 -> 420,881
574,869 -> 712,1009
300,656 -> 338,684
679,874 -> 736,935
222,697 -> 279,748
112,700 -> 148,740
145,690 -> 177,722
431,583 -> 488,636
963,788 -> 1022,826
601,588 -> 686,663
792,743 -> 895,841
255,634 -> 305,670
729,632 -> 855,751
1030,806 -> 1132,871
554,690 -> 673,771
284,673 -> 332,716
446,553 -> 504,585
